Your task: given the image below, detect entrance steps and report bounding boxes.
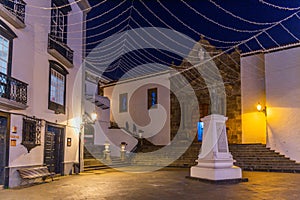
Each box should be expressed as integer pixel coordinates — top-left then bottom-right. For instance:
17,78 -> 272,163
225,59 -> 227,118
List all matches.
229,144 -> 300,173
84,157 -> 130,171
132,141 -> 201,167
84,145 -> 130,171
132,142 -> 300,172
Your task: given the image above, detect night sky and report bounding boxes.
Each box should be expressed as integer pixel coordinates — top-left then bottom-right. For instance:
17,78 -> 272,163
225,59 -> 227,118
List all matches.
86,0 -> 300,80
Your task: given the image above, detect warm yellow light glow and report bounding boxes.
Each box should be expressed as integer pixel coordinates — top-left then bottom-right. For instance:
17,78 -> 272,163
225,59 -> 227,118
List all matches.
91,112 -> 97,121
256,103 -> 262,111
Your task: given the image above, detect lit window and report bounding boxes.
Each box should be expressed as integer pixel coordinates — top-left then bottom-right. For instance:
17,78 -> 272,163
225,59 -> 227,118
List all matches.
48,61 -> 68,114
119,93 -> 128,112
0,35 -> 9,75
50,68 -> 65,105
148,88 -> 158,109
0,19 -> 17,98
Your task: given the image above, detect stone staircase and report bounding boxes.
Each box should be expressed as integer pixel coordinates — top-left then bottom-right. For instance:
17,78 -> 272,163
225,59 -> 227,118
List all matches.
83,143 -> 300,173
132,142 -> 300,173
131,140 -> 201,167
229,144 -> 300,173
83,145 -> 130,171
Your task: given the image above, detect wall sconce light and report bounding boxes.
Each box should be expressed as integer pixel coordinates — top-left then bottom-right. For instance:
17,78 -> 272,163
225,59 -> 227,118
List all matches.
257,102 -> 267,116
83,111 -> 98,124
91,112 -> 97,122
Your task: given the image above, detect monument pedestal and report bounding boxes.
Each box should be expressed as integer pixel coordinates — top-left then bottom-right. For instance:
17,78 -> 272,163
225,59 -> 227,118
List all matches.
190,114 -> 245,182
190,165 -> 242,181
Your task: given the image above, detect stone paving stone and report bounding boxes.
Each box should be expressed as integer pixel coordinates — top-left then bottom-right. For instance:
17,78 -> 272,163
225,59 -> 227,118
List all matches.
0,168 -> 300,200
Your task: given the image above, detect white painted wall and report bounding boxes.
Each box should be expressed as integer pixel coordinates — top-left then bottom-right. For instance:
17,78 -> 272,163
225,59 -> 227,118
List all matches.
241,46 -> 300,163
265,47 -> 300,162
0,0 -> 86,187
104,72 -> 171,145
241,54 -> 267,144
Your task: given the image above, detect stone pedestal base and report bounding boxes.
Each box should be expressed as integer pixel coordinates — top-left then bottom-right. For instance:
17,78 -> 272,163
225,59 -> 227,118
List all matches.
120,151 -> 126,161
190,165 -> 242,181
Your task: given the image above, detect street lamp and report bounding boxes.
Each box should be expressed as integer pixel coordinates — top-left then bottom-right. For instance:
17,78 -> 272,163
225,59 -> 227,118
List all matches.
90,112 -> 97,122
83,111 -> 98,124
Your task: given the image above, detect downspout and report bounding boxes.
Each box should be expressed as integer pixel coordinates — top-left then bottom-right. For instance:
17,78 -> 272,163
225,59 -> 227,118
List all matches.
79,2 -> 91,172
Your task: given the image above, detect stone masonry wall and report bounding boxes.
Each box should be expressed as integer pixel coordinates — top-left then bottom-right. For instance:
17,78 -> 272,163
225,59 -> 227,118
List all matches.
170,37 -> 242,144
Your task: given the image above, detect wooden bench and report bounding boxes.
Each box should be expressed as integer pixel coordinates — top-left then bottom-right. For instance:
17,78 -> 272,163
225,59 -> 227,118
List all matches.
18,166 -> 55,185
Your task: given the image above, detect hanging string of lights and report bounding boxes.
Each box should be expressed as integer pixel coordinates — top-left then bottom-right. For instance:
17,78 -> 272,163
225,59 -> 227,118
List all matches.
178,0 -> 265,33
13,0 -> 300,82
259,0 -> 300,11
208,0 -> 277,25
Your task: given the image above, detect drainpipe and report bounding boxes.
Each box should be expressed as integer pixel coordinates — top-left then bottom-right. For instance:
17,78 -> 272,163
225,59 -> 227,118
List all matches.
79,2 -> 91,173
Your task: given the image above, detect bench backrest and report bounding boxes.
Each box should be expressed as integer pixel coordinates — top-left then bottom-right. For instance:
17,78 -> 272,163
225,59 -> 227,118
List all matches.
18,166 -> 50,178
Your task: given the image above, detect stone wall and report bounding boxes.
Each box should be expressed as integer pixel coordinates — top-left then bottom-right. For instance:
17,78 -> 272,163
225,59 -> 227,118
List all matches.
170,37 -> 242,144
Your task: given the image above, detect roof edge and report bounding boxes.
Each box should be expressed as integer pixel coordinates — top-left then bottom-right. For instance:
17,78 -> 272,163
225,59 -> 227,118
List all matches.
241,42 -> 300,57
76,0 -> 91,13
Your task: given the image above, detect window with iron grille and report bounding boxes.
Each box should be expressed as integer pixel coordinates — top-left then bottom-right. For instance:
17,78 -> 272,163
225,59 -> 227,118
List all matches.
22,116 -> 42,152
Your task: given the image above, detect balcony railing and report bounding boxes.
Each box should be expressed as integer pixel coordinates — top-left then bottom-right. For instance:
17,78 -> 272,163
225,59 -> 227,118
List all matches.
0,0 -> 26,23
0,72 -> 28,106
48,34 -> 74,67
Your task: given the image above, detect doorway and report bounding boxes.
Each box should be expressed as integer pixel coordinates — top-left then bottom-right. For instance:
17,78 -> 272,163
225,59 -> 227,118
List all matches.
44,124 -> 64,174
0,113 -> 9,186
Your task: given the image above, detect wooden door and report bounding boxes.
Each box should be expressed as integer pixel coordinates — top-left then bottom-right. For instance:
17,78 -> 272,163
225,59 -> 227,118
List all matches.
0,116 -> 8,185
44,125 -> 64,174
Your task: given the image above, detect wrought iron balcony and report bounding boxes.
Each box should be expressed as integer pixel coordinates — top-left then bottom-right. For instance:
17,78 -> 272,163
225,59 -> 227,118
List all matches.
0,0 -> 26,26
0,72 -> 28,109
48,34 -> 74,68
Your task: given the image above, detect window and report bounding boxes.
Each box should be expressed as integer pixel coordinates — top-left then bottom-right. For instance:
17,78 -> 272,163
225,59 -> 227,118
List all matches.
48,60 -> 68,114
119,93 -> 127,112
0,20 -> 16,98
0,35 -> 9,75
148,88 -> 158,109
21,116 -> 42,153
50,0 -> 71,44
0,20 -> 16,76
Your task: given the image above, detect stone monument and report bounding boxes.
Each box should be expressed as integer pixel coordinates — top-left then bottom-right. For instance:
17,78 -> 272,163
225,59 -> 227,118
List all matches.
190,114 -> 244,182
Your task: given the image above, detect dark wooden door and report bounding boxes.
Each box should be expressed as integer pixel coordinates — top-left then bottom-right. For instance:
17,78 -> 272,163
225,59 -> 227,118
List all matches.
44,125 -> 64,174
0,116 -> 8,185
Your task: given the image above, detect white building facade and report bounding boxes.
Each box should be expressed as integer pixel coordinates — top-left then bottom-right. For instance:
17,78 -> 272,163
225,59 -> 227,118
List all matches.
241,44 -> 300,163
0,0 -> 90,188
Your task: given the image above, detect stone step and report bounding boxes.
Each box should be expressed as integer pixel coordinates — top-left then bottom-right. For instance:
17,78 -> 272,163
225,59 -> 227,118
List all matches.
130,142 -> 300,173
232,157 -> 293,162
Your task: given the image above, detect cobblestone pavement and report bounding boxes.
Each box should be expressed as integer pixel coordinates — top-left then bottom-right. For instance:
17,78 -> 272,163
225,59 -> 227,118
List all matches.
0,167 -> 300,200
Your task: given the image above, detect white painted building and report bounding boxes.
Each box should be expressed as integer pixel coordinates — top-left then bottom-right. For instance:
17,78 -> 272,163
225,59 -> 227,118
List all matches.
0,0 -> 90,188
83,70 -> 171,158
241,43 -> 300,163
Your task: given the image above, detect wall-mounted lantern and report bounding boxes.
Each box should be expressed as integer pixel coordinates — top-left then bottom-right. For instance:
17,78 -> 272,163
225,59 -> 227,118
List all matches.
257,102 -> 267,116
83,111 -> 98,124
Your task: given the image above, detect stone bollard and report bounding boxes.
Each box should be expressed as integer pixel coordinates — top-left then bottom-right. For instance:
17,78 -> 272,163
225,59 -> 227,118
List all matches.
120,142 -> 127,161
103,142 -> 111,163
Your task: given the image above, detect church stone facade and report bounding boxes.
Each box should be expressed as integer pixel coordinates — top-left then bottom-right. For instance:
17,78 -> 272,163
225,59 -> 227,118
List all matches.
170,37 -> 242,144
